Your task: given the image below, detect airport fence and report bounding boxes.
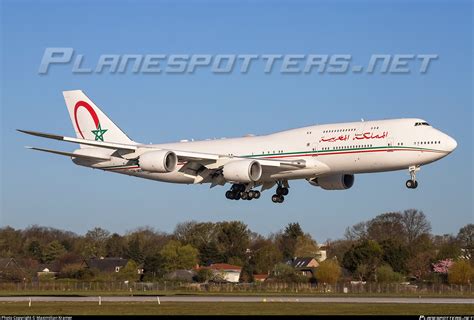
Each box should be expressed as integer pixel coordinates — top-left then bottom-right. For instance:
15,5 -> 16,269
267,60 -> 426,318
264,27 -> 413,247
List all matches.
0,281 -> 472,296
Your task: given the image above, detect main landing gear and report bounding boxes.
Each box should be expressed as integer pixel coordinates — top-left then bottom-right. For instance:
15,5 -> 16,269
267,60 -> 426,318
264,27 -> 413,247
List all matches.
225,184 -> 261,201
406,165 -> 420,189
271,182 -> 289,203
224,181 -> 290,203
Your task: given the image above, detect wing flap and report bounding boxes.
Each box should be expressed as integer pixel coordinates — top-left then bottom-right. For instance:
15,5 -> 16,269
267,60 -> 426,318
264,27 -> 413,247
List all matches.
172,150 -> 221,162
256,158 -> 306,168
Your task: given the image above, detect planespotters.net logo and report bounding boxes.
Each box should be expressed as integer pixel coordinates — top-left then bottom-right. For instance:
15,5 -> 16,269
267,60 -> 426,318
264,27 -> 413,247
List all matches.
38,48 -> 439,75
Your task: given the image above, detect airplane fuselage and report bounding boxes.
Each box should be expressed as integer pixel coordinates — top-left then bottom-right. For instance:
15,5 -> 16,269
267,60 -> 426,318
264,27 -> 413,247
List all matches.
92,118 -> 457,184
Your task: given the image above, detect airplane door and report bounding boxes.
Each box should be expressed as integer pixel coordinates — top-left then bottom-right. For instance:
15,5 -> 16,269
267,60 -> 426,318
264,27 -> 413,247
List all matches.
387,137 -> 395,152
354,121 -> 368,163
311,139 -> 319,156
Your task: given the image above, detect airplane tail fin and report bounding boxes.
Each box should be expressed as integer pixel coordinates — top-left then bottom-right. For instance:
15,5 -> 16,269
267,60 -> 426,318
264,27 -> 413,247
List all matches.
63,90 -> 134,148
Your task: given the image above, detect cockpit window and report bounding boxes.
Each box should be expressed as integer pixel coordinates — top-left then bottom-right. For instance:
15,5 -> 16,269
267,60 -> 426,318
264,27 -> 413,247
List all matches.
415,122 -> 430,126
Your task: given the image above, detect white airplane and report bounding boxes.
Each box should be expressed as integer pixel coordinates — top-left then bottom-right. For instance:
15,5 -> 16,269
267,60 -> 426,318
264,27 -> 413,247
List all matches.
19,90 -> 457,203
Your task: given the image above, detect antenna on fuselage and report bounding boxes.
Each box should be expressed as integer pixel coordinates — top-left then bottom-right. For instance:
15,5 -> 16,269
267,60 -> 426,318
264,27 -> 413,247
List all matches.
361,118 -> 365,122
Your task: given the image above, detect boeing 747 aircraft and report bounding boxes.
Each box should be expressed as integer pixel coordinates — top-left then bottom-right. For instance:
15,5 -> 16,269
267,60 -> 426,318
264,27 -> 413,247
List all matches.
19,90 -> 457,203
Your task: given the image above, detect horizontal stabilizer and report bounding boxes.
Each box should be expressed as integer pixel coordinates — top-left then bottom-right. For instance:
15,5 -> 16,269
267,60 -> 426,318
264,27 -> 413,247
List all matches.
26,146 -> 111,161
18,129 -> 137,151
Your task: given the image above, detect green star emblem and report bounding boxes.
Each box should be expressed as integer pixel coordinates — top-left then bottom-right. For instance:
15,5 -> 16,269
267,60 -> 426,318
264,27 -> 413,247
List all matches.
91,123 -> 108,141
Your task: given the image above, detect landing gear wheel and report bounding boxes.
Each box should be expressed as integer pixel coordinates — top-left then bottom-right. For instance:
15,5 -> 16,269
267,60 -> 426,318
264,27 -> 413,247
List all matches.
234,192 -> 241,200
405,179 -> 418,189
276,186 -> 288,196
275,181 -> 289,202
272,194 -> 284,203
253,191 -> 261,199
225,191 -> 234,199
248,190 -> 256,199
241,192 -> 249,200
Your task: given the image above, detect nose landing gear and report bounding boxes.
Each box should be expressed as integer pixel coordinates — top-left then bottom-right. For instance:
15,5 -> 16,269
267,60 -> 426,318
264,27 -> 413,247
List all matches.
406,165 -> 420,189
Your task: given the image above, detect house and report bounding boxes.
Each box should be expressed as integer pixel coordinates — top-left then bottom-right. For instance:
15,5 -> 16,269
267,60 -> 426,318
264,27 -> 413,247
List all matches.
196,263 -> 242,283
82,257 -> 144,274
316,244 -> 329,262
36,263 -> 60,279
285,257 -> 319,278
83,257 -> 128,273
0,258 -> 27,281
253,274 -> 269,282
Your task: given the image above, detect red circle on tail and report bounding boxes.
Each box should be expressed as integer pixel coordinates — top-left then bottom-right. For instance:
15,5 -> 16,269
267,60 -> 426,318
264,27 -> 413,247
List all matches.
74,101 -> 100,139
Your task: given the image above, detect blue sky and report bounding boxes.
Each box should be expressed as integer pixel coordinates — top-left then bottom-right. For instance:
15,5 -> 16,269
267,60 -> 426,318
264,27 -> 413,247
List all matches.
1,0 -> 472,242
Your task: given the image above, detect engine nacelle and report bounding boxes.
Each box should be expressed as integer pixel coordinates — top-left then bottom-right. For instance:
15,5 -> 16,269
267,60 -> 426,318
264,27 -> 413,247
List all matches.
138,150 -> 177,173
308,174 -> 355,190
223,160 -> 262,183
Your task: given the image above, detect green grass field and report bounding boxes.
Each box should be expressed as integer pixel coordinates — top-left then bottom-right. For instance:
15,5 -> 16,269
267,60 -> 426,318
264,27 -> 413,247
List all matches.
0,301 -> 473,315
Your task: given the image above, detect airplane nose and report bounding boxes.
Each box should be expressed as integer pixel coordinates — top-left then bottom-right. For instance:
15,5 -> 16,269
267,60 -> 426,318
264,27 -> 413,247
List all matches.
446,135 -> 457,152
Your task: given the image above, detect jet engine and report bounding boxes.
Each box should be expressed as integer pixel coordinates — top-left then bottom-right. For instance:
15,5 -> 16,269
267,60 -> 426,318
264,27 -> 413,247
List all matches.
223,160 -> 262,183
138,150 -> 178,173
308,174 -> 355,190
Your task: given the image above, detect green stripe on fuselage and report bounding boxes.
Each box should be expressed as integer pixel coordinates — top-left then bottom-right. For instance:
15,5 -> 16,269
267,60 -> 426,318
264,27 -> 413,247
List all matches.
242,145 -> 443,158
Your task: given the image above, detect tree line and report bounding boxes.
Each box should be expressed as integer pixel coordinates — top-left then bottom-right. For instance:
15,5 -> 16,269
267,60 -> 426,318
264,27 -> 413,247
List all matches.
0,209 -> 472,284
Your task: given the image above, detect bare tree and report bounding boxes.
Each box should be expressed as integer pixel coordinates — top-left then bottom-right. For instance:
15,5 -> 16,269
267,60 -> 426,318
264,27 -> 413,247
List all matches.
83,227 -> 111,258
344,221 -> 368,241
174,221 -> 198,243
457,224 -> 473,251
326,239 -> 353,262
367,212 -> 405,243
401,209 -> 431,245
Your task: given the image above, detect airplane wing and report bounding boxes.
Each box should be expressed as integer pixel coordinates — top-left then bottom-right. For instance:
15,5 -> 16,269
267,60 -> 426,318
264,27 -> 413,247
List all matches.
18,129 -> 325,186
18,129 -> 305,167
